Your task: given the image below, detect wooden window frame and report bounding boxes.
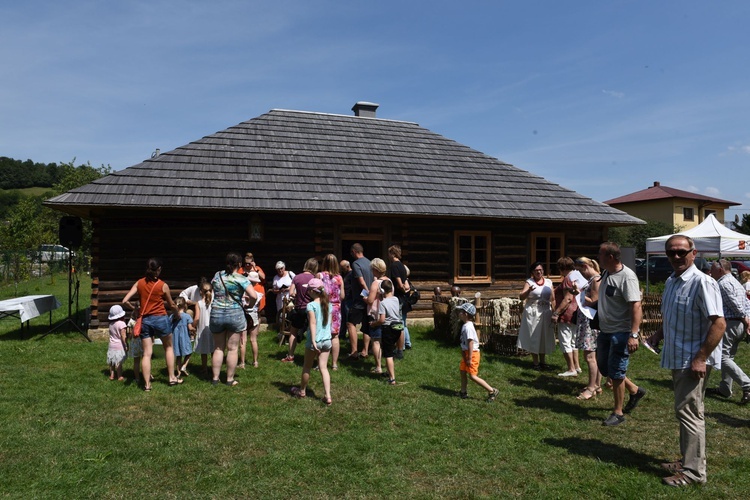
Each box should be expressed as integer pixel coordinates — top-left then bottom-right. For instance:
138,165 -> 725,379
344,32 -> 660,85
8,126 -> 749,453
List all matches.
531,232 -> 565,278
683,207 -> 695,221
454,230 -> 492,284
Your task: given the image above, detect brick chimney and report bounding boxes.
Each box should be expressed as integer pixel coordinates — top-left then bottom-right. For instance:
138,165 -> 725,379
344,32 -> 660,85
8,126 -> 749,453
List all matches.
650,181 -> 661,188
352,101 -> 379,118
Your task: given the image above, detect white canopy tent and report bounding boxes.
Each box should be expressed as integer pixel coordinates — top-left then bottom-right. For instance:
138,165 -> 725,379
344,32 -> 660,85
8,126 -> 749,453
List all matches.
646,214 -> 750,256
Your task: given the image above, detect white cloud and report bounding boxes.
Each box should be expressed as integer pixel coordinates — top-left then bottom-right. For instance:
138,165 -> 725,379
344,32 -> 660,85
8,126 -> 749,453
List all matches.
705,186 -> 720,196
685,185 -> 700,193
602,89 -> 624,99
725,144 -> 750,155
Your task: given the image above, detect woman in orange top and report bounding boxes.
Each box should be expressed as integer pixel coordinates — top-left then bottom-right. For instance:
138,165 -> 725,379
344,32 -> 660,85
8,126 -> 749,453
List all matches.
123,258 -> 180,391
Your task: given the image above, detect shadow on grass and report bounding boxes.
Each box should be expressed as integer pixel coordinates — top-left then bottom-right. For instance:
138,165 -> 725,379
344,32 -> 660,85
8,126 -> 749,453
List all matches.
270,380 -> 326,400
543,437 -> 663,475
513,395 -> 602,421
706,412 -> 750,428
420,384 -> 458,397
637,376 -> 673,390
507,374 -> 589,398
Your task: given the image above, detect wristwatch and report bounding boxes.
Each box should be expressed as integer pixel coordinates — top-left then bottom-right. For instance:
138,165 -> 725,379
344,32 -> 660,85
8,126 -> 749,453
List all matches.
630,333 -> 640,339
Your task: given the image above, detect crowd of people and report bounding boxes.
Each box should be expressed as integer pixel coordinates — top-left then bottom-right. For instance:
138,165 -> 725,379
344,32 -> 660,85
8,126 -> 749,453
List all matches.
104,237 -> 750,488
108,244 -> 418,403
514,238 -> 750,488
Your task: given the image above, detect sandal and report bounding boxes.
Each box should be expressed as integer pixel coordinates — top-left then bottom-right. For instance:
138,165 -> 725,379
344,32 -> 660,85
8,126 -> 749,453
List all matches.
253,361 -> 259,368
458,391 -> 468,399
168,379 -> 184,386
225,380 -> 239,387
211,379 -> 220,386
322,397 -> 332,406
290,386 -> 306,398
662,471 -> 701,487
486,388 -> 499,402
660,460 -> 683,472
332,365 -> 338,371
387,379 -> 397,385
370,367 -> 383,374
144,385 -> 152,392
577,387 -> 597,400
347,352 -> 360,360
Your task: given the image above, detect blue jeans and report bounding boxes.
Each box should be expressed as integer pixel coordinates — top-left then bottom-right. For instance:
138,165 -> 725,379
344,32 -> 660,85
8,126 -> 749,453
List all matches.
402,311 -> 411,347
596,331 -> 630,380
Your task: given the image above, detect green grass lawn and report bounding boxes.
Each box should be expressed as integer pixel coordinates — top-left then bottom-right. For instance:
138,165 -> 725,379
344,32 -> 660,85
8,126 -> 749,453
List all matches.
0,273 -> 92,339
1,301 -> 749,497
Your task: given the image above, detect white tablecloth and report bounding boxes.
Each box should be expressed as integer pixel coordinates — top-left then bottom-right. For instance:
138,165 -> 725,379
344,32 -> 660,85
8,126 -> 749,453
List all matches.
0,295 -> 61,322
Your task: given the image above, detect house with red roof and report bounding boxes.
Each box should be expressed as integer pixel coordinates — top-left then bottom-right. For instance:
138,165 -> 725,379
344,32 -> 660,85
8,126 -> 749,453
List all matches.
604,181 -> 740,230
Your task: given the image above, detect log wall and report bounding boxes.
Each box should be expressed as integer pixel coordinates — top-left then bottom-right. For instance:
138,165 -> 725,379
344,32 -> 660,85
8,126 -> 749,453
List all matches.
88,210 -> 610,328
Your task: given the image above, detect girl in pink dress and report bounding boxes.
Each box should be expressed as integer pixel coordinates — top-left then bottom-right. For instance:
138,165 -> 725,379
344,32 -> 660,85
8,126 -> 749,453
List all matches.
107,305 -> 128,381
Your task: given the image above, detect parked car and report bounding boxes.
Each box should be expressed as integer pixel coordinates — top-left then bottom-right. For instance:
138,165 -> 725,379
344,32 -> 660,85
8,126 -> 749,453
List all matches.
731,260 -> 750,275
38,244 -> 74,262
636,256 -> 710,282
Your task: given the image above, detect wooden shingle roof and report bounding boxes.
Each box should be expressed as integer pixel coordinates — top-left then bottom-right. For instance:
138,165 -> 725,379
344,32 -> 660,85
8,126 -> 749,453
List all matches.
46,108 -> 641,225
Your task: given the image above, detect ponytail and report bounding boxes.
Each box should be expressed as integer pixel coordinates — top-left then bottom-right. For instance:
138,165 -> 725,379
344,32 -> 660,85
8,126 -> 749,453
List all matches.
318,289 -> 330,327
145,258 -> 162,282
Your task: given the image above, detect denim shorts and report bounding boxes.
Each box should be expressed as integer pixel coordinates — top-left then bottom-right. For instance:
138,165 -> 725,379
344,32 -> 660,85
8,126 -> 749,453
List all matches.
210,307 -> 246,334
369,323 -> 383,340
596,331 -> 630,380
140,315 -> 172,339
306,338 -> 332,351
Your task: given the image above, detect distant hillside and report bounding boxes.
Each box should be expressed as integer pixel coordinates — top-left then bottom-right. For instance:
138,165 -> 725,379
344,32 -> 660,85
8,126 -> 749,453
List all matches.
0,156 -> 62,190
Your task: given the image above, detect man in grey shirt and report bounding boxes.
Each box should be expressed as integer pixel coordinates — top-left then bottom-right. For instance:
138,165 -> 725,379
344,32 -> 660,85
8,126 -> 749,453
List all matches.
596,241 -> 646,426
707,259 -> 750,404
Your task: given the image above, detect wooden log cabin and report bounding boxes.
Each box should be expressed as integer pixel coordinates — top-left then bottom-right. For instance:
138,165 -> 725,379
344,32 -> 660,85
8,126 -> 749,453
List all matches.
44,102 -> 642,331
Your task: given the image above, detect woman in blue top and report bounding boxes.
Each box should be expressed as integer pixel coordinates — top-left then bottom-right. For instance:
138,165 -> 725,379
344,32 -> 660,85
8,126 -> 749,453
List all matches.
291,278 -> 333,405
210,252 -> 258,386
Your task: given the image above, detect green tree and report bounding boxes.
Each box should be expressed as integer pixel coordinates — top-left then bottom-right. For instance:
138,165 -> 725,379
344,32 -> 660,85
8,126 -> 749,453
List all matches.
0,160 -> 111,282
608,219 -> 680,256
731,213 -> 750,235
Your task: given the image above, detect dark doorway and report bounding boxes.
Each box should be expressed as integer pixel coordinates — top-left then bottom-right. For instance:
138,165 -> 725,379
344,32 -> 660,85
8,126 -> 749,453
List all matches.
341,240 -> 384,261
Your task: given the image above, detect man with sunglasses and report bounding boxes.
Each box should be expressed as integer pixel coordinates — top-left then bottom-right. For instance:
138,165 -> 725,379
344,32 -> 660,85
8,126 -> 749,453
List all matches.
596,241 -> 646,427
646,235 -> 725,487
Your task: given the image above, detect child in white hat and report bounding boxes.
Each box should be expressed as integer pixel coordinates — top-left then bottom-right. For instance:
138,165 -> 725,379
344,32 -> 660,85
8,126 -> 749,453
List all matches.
107,305 -> 128,381
456,302 -> 499,402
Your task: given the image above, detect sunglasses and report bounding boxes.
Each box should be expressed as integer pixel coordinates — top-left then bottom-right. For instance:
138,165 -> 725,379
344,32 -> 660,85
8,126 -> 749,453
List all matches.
666,248 -> 694,258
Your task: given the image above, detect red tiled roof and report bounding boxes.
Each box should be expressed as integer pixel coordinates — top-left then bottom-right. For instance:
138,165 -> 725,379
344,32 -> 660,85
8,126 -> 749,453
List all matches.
604,183 -> 740,206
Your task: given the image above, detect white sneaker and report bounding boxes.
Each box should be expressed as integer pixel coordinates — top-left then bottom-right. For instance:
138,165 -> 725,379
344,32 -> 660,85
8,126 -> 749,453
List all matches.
558,370 -> 578,377
576,368 -> 582,374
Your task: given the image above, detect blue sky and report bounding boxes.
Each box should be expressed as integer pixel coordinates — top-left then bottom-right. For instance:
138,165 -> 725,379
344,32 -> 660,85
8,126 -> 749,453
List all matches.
2,1 -> 749,218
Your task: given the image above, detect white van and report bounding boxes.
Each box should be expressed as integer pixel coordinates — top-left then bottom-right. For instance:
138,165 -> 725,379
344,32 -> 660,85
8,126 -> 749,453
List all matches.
39,244 -> 74,262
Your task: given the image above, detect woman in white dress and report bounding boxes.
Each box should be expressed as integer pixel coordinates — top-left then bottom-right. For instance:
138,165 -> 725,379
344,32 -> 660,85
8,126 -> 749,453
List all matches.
517,262 -> 556,370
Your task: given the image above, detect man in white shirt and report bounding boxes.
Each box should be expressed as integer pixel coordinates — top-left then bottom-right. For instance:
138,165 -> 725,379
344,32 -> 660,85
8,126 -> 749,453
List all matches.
647,235 -> 725,487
